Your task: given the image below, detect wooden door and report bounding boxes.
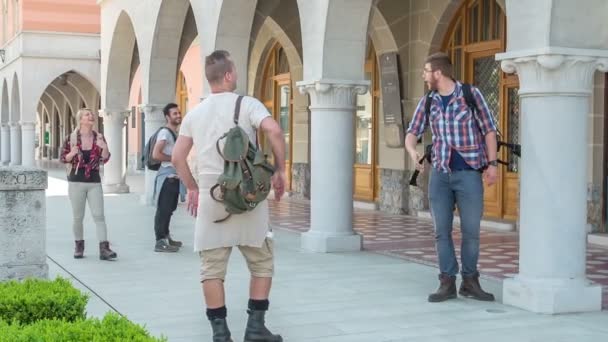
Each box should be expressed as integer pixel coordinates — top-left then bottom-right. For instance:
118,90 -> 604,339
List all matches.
274,75 -> 292,190
353,53 -> 379,201
466,47 -> 519,219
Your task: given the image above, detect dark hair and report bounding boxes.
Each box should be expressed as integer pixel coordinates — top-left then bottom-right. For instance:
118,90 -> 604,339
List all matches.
163,103 -> 179,118
205,50 -> 233,84
425,52 -> 453,79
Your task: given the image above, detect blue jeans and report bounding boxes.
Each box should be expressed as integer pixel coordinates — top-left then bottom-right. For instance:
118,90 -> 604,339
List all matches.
429,168 -> 483,277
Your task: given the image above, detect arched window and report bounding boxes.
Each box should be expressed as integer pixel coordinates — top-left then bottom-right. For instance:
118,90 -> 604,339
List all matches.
261,43 -> 292,190
443,0 -> 519,220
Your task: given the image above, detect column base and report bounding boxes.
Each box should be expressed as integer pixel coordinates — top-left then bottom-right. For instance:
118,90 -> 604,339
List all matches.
301,231 -> 362,253
103,183 -> 130,194
503,275 -> 602,314
0,264 -> 49,281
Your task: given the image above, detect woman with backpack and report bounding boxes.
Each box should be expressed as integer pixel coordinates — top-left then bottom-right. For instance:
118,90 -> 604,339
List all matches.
60,108 -> 117,261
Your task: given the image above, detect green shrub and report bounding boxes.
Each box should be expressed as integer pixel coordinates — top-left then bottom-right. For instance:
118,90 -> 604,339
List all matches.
0,277 -> 88,324
0,312 -> 167,341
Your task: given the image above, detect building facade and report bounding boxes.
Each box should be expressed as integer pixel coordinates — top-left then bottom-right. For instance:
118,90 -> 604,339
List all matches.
0,0 -> 101,168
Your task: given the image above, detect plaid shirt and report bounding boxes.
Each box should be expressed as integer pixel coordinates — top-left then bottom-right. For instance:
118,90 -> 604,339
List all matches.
407,82 -> 497,173
60,131 -> 111,179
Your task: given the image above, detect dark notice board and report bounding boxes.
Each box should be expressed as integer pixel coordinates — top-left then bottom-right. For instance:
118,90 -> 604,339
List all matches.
379,52 -> 404,147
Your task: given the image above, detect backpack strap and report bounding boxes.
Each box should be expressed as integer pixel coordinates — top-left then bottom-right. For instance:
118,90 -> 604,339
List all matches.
461,83 -> 477,114
160,126 -> 177,142
232,95 -> 260,149
233,95 -> 244,125
461,83 -> 502,137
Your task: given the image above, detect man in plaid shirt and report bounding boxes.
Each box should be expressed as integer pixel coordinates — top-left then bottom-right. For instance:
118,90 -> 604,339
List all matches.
405,52 -> 498,303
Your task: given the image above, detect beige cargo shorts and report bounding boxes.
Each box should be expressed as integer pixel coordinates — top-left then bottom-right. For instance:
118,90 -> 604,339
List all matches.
199,238 -> 274,282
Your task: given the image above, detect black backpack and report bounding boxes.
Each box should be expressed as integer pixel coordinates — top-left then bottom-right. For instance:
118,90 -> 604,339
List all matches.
142,127 -> 177,171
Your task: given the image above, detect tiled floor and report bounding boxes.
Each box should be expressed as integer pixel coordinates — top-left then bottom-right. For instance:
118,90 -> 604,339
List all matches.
269,198 -> 608,310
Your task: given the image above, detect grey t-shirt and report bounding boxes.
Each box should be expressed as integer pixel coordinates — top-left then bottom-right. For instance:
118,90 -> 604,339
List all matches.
156,127 -> 177,168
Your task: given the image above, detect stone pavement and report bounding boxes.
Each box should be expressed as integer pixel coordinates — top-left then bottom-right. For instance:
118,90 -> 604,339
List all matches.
43,169 -> 608,341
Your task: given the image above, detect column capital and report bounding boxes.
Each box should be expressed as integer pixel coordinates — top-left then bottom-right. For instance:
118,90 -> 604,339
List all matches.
139,103 -> 166,123
296,79 -> 369,110
19,121 -> 36,129
99,109 -> 130,123
497,51 -> 608,96
8,122 -> 20,128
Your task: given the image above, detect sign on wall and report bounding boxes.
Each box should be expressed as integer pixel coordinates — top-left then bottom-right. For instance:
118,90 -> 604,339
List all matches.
379,52 -> 405,148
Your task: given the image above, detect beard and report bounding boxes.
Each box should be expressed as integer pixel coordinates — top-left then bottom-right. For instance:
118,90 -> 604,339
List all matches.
427,78 -> 438,91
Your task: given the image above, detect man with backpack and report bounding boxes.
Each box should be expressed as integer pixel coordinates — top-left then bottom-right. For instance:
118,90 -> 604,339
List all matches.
151,103 -> 183,253
405,52 -> 498,303
172,50 -> 285,342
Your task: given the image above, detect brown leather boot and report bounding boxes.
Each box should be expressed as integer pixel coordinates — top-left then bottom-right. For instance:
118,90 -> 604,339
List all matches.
459,274 -> 495,301
74,240 -> 84,259
428,274 -> 457,302
99,241 -> 117,260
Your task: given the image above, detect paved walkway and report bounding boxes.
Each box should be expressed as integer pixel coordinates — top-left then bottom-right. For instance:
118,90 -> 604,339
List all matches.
43,169 -> 608,341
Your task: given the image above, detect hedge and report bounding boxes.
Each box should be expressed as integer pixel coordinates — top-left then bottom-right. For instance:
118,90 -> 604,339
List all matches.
0,312 -> 167,342
0,277 -> 88,324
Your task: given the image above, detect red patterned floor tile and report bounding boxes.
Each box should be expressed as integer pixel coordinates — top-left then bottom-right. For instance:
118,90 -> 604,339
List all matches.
269,198 -> 608,310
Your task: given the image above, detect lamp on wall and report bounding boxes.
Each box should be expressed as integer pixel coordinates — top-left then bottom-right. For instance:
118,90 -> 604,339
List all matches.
0,49 -> 5,63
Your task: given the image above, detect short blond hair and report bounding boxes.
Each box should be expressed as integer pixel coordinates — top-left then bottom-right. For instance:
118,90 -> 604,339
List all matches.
75,108 -> 94,124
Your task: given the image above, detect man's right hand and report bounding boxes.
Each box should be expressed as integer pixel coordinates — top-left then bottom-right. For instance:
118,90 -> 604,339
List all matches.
271,171 -> 286,201
409,151 -> 425,172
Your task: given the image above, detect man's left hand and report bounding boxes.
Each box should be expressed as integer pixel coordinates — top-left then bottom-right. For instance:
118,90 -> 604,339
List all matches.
483,165 -> 498,186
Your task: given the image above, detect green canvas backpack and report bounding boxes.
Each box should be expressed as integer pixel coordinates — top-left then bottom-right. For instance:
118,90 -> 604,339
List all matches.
210,96 -> 275,223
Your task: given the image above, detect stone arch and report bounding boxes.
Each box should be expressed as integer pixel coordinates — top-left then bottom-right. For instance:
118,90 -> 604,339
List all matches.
248,17 -> 303,97
48,83 -> 75,122
10,72 -> 19,123
104,10 -> 139,110
199,0 -> 258,94
297,0 -> 373,80
367,5 -> 398,56
429,0 -> 507,53
1,79 -> 8,124
146,0 -> 196,104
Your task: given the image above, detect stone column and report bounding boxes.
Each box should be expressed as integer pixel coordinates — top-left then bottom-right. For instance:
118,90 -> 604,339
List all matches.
140,104 -> 166,206
20,121 -> 36,167
497,52 -> 607,313
0,167 -> 48,280
296,80 -> 368,252
99,109 -> 130,193
9,122 -> 21,166
0,124 -> 8,165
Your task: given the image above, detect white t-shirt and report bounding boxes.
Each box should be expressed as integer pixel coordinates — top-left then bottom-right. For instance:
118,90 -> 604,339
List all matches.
180,92 -> 271,175
156,127 -> 177,168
